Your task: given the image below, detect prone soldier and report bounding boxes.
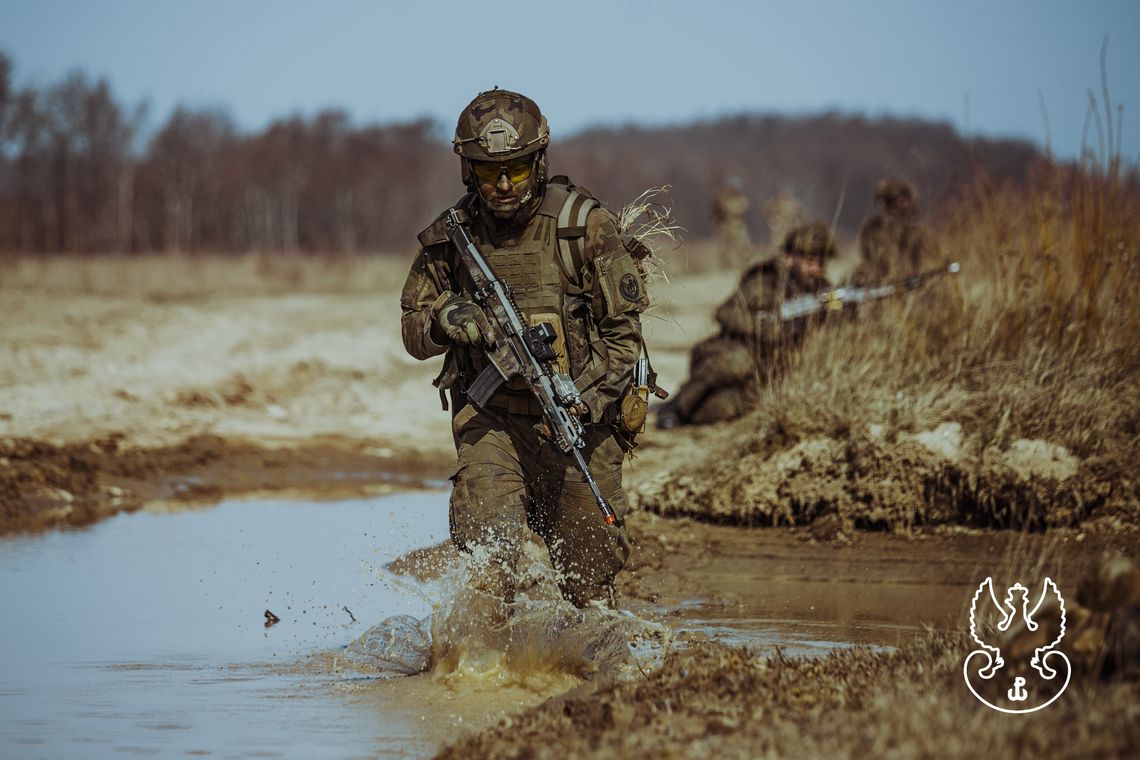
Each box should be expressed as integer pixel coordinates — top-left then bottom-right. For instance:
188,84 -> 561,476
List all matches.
656,222 -> 836,428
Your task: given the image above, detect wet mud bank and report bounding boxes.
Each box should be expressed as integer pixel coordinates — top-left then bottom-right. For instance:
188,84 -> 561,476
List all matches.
437,632 -> 1140,759
0,434 -> 451,535
431,518 -> 1140,759
373,504 -> 1140,758
634,420 -> 1138,535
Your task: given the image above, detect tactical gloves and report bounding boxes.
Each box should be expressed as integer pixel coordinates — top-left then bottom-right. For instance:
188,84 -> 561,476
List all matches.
433,292 -> 493,346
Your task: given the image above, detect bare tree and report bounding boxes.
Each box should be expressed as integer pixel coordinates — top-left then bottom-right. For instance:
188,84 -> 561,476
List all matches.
138,107 -> 236,252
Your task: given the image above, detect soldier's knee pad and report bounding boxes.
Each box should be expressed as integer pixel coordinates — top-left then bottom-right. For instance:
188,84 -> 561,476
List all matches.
689,387 -> 749,425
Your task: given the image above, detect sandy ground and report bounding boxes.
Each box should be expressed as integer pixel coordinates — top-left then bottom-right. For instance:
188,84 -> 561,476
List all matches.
3,252 -> 1137,757
0,252 -> 740,530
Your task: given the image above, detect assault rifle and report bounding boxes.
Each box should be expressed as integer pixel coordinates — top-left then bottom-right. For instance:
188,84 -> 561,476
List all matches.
763,262 -> 961,322
442,208 -> 622,527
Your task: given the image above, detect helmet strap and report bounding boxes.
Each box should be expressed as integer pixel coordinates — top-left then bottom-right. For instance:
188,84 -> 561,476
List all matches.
460,158 -> 477,191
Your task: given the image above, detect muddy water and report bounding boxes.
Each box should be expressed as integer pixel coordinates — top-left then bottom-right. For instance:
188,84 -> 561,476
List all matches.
0,493 -> 456,758
0,494 -> 685,759
0,491 -> 1032,759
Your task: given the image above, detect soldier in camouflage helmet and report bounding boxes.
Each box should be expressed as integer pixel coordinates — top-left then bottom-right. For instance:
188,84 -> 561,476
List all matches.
712,177 -> 753,269
657,221 -> 835,428
854,177 -> 937,284
401,89 -> 648,620
762,187 -> 806,254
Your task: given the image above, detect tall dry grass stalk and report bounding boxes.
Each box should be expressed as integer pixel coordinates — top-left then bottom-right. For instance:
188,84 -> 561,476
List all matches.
761,154 -> 1139,496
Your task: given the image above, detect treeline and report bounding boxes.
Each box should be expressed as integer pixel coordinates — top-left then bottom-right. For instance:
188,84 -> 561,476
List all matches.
559,114 -> 1041,243
0,52 -> 1043,255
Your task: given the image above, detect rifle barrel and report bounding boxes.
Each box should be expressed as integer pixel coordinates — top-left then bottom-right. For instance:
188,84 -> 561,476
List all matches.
573,447 -> 620,526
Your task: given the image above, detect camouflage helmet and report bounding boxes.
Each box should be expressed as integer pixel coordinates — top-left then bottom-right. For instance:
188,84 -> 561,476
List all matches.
873,177 -> 916,208
453,89 -> 550,161
783,221 -> 838,259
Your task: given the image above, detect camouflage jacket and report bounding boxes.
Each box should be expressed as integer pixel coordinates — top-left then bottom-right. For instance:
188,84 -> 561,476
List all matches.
713,257 -> 827,349
400,186 -> 647,424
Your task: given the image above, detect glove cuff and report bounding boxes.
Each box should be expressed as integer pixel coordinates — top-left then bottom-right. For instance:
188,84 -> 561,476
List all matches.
430,291 -> 458,318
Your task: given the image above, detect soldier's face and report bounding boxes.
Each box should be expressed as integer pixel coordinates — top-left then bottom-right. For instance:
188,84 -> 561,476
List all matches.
886,194 -> 913,216
472,157 -> 535,220
790,254 -> 826,285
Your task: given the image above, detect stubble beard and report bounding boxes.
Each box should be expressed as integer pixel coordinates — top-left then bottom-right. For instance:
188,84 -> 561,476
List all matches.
484,186 -> 535,227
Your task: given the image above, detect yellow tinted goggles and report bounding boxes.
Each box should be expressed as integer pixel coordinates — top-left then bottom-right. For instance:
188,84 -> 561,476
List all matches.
471,159 -> 533,185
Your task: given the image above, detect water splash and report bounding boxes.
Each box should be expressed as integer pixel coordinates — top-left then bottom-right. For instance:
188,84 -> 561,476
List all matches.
343,614 -> 432,676
348,536 -> 671,688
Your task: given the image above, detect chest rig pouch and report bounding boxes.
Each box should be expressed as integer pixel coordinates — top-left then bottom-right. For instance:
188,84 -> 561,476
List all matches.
479,209 -> 570,393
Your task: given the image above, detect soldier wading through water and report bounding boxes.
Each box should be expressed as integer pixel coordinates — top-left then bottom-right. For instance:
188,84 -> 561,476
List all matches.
400,90 -> 652,630
656,222 -> 836,428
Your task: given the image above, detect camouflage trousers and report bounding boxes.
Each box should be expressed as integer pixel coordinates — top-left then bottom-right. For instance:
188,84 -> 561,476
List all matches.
447,402 -> 631,609
671,335 -> 759,425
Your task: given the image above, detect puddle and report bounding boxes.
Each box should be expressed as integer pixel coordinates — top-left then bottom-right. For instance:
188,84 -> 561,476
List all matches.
0,493 -> 450,758
0,493 -> 905,758
672,616 -> 902,655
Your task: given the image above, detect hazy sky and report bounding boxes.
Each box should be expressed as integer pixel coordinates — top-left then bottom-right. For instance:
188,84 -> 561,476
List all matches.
1,0 -> 1138,160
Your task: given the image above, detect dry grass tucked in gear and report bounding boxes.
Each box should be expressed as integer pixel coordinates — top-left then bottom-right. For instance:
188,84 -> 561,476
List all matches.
618,186 -> 684,301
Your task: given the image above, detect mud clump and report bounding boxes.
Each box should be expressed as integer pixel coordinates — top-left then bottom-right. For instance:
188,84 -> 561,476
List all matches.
172,373 -> 260,408
0,435 -> 142,530
635,423 -> 1122,532
0,434 -> 449,534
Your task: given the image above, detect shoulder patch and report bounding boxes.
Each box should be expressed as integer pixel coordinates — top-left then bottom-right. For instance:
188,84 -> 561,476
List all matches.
619,271 -> 641,301
596,249 -> 649,315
